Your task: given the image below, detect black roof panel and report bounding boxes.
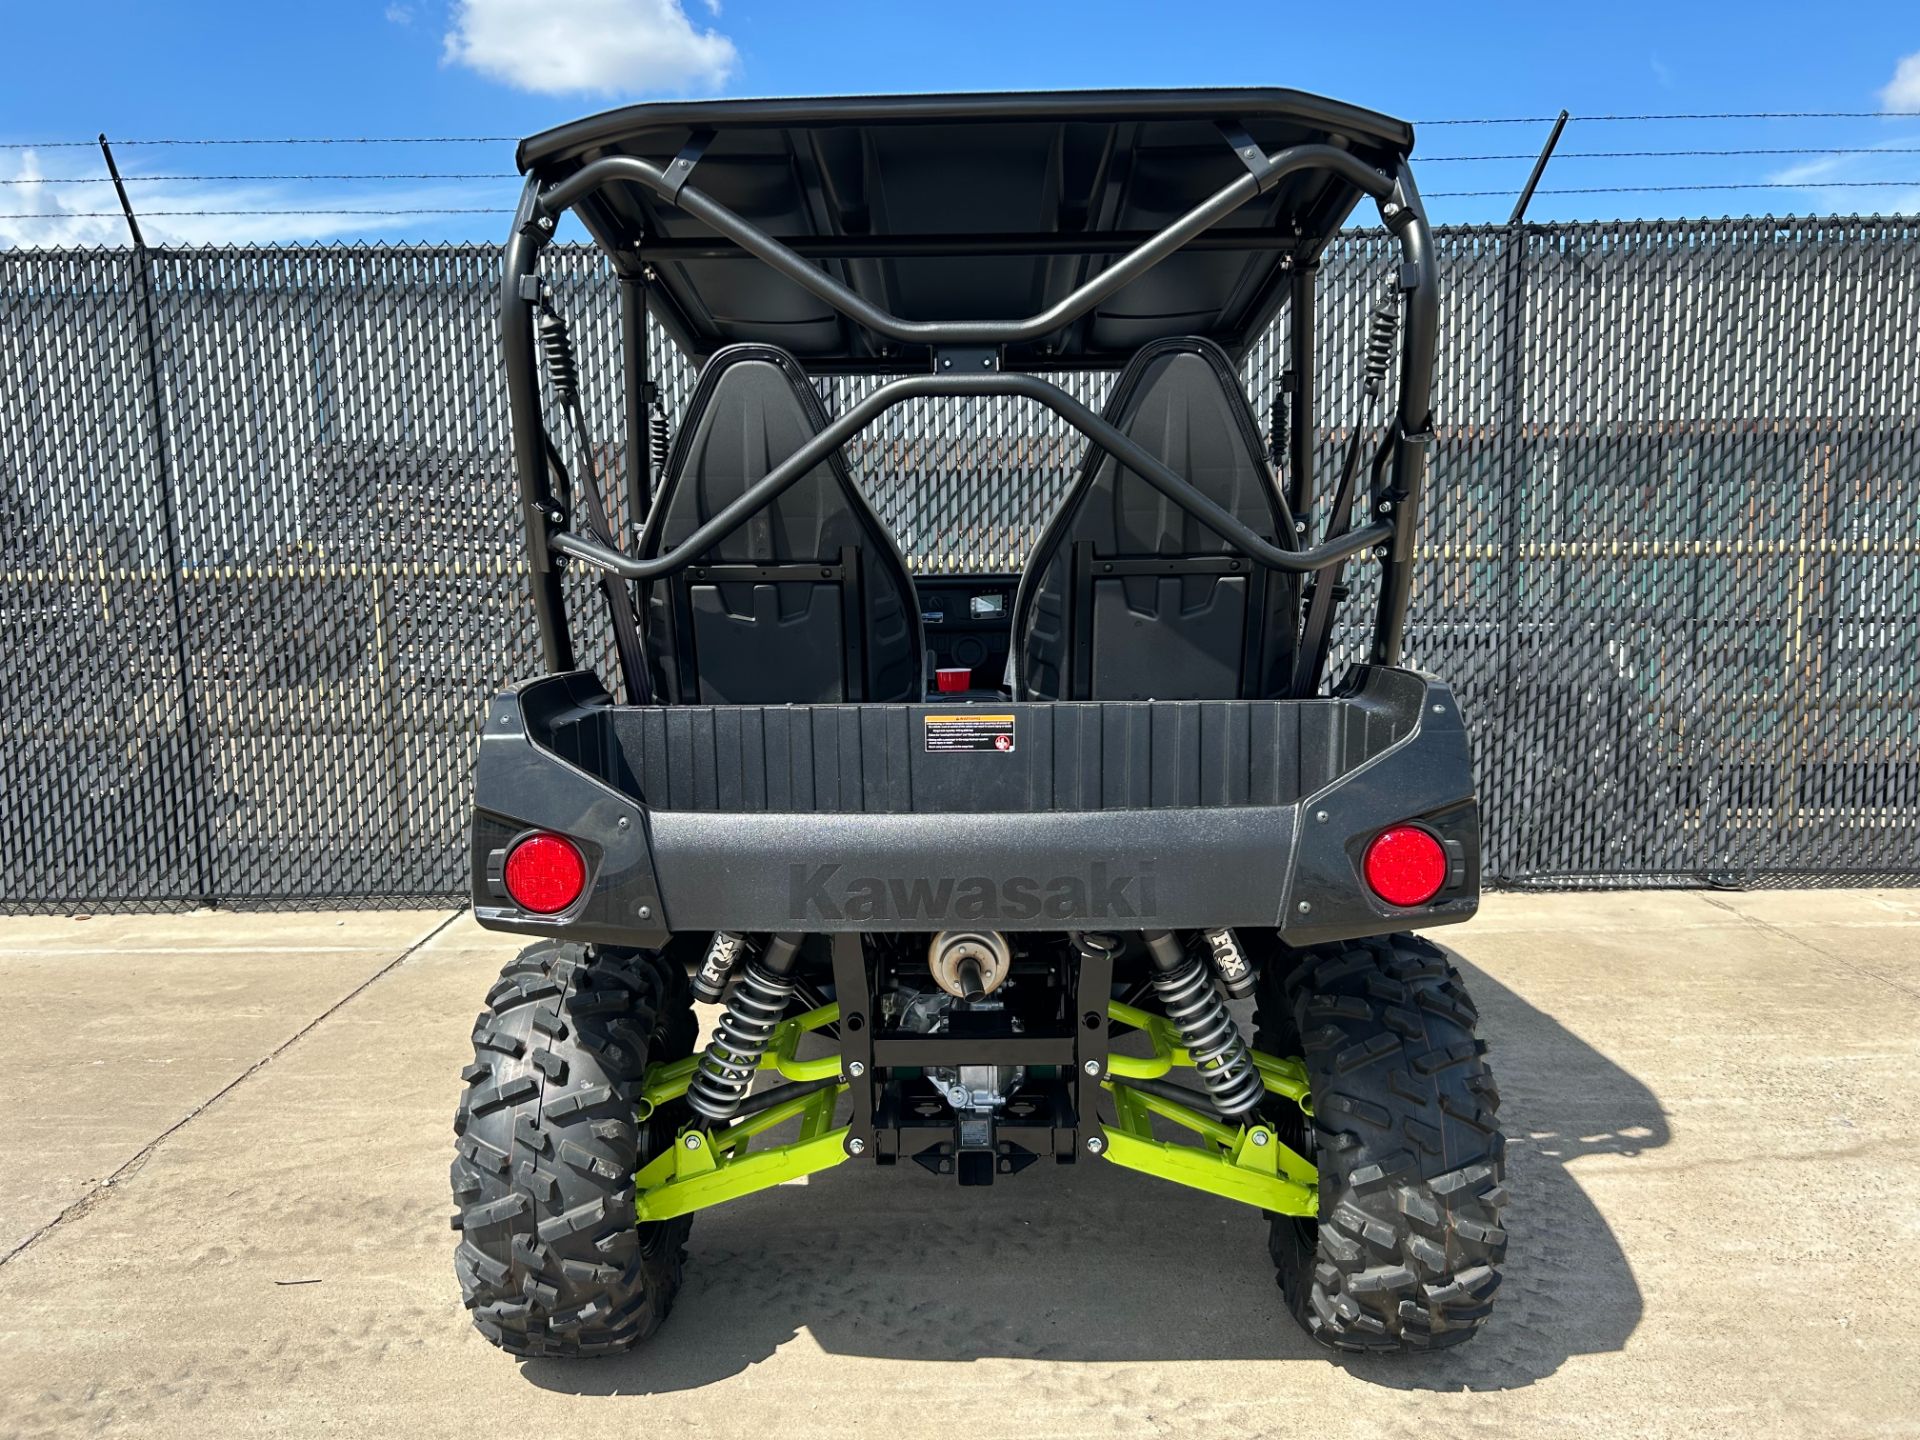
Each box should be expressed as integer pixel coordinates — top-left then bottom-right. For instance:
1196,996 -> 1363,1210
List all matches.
519,89 -> 1416,369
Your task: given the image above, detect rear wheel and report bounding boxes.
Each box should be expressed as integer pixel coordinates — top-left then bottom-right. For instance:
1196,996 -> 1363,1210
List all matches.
452,941 -> 696,1357
1254,932 -> 1507,1352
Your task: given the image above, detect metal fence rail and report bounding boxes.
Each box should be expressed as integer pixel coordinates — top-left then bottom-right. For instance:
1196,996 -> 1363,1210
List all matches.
2,218 -> 1916,910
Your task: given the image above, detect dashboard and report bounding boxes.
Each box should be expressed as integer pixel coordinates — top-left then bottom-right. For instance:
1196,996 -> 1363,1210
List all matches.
914,575 -> 1018,692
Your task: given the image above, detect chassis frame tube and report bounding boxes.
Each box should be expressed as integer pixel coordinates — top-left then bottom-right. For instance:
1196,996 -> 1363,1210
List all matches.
503,177 -> 574,672
617,272 -> 652,534
1369,162 -> 1439,667
632,228 -> 1309,260
1286,262 -> 1317,525
534,143 -> 1395,348
546,370 -> 1393,584
506,143 -> 1439,672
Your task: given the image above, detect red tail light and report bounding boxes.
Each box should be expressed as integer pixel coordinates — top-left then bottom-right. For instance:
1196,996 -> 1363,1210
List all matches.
503,832 -> 587,914
1363,825 -> 1447,907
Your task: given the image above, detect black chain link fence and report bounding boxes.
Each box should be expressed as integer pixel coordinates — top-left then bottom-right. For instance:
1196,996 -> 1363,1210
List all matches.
3,218 -> 1916,910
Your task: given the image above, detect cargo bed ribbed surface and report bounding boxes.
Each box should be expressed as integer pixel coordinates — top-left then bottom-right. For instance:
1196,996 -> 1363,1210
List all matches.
561,699 -> 1416,814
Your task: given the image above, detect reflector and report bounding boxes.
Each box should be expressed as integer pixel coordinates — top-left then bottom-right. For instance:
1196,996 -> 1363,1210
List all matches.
503,833 -> 587,914
1362,826 -> 1446,908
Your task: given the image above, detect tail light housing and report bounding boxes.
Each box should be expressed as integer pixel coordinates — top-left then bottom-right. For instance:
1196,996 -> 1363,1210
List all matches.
1363,825 -> 1447,908
502,832 -> 587,914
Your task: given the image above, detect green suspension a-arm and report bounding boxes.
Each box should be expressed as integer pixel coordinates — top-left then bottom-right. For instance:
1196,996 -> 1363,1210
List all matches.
635,1083 -> 849,1222
635,1001 -> 851,1223
631,998 -> 1319,1223
1098,1000 -> 1319,1217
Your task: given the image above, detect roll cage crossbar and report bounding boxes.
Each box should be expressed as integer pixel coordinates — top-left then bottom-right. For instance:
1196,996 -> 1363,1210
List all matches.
504,126 -> 1438,681
546,373 -> 1394,583
534,141 -> 1394,348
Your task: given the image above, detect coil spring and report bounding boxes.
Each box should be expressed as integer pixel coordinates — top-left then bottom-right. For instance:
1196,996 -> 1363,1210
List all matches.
1268,389 -> 1288,466
686,961 -> 797,1123
1363,295 -> 1398,401
537,308 -> 580,405
1151,953 -> 1265,1117
648,403 -> 671,482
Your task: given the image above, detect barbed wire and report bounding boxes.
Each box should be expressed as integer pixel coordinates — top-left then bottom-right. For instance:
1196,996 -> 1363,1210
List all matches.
7,207 -> 514,218
4,113 -> 1920,150
1429,180 -> 1920,198
1424,146 -> 1920,162
0,173 -> 513,185
0,136 -> 517,149
1418,111 -> 1920,124
3,114 -> 1916,231
7,181 -> 1917,222
4,146 -> 1918,183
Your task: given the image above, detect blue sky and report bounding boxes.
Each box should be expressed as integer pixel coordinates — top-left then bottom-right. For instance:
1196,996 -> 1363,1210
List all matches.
3,0 -> 1917,246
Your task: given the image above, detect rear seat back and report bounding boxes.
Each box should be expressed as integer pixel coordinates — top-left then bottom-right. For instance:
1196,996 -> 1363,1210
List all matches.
1011,336 -> 1301,701
639,344 -> 923,704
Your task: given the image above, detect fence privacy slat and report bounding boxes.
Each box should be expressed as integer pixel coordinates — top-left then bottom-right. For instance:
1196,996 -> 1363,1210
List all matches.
1,223 -> 1916,908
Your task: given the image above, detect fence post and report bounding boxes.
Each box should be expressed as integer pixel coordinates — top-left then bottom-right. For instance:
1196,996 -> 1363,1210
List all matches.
1490,112 -> 1570,880
1489,219 -> 1538,885
1508,111 -> 1570,226
99,134 -> 216,906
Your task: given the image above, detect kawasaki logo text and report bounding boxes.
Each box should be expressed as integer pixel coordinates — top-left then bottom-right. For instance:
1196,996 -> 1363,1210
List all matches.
788,862 -> 1156,923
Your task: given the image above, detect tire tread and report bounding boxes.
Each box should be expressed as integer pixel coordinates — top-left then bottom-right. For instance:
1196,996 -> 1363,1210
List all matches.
1255,932 -> 1508,1353
451,940 -> 695,1358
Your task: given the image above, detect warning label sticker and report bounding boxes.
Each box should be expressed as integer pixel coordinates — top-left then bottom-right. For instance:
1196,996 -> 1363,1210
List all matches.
924,713 -> 1017,754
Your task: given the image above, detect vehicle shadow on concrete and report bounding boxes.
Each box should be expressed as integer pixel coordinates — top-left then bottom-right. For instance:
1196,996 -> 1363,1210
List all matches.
519,953 -> 1666,1395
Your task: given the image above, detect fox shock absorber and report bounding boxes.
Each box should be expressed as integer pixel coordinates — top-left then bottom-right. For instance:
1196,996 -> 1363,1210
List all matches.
1202,927 -> 1255,998
686,932 -> 803,1124
691,930 -> 751,1004
1141,929 -> 1265,1118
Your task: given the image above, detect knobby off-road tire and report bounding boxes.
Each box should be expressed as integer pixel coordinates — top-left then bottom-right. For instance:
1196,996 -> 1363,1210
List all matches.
1254,932 -> 1508,1352
452,941 -> 697,1357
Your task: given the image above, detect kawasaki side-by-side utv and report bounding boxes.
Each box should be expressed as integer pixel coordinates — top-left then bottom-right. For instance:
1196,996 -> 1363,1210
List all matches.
453,88 -> 1506,1359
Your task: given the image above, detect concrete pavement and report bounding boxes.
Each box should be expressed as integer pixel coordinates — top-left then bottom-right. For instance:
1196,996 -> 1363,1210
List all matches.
1,890 -> 1916,1438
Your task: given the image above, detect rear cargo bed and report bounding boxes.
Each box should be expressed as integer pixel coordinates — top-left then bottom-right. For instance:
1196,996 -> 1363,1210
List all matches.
470,665 -> 1479,943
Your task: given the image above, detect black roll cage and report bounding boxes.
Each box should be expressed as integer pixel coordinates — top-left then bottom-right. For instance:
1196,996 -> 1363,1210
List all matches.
503,124 -> 1438,692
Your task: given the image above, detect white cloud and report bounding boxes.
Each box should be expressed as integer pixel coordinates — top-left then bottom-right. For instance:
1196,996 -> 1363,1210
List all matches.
1766,135 -> 1920,216
0,152 -> 119,247
0,150 -> 506,249
1882,50 -> 1920,111
443,0 -> 737,96
385,4 -> 415,25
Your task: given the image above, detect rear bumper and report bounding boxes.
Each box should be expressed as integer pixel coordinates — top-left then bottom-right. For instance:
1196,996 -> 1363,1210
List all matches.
470,665 -> 1479,946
